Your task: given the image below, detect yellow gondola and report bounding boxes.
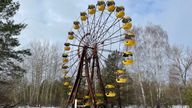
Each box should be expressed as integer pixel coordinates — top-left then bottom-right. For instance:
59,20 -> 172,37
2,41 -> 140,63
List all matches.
107,0 -> 115,12
116,6 -> 125,18
64,82 -> 70,86
73,21 -> 80,30
96,99 -> 104,105
68,31 -> 75,40
84,102 -> 92,107
80,12 -> 87,21
122,16 -> 132,23
64,43 -> 70,46
63,70 -> 68,74
122,59 -> 134,65
116,11 -> 125,18
124,39 -> 136,46
116,78 -> 128,83
106,91 -> 116,97
68,85 -> 73,89
84,95 -> 91,99
88,5 -> 96,14
62,65 -> 69,69
62,53 -> 68,58
77,99 -> 83,103
64,46 -> 70,51
67,92 -> 71,95
122,23 -> 132,30
97,1 -> 105,11
105,84 -> 115,89
125,32 -> 135,39
128,32 -> 135,37
63,58 -> 69,63
115,69 -> 125,74
64,75 -> 70,78
68,35 -> 74,40
96,93 -> 103,97
123,51 -> 133,57
108,5 -> 115,12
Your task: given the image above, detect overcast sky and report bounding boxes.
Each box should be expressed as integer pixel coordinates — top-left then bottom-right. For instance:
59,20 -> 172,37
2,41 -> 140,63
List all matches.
14,0 -> 192,47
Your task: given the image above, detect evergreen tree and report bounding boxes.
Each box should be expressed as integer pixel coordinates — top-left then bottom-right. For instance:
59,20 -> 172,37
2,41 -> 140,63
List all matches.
102,51 -> 123,107
102,51 -> 122,84
0,0 -> 30,82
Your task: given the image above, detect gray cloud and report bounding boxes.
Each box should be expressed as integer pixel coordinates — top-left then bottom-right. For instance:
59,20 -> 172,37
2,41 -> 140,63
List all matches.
14,0 -> 192,47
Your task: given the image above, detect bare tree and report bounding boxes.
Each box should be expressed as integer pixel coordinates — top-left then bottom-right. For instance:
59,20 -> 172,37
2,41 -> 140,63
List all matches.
15,40 -> 63,106
128,24 -> 169,107
168,45 -> 192,105
169,46 -> 192,86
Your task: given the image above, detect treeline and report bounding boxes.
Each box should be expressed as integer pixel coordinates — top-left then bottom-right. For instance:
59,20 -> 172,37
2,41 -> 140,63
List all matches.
12,41 -> 68,107
100,24 -> 192,107
4,24 -> 192,107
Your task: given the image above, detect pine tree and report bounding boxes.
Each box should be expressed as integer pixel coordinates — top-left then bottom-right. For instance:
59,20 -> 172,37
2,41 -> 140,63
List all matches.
101,51 -> 124,107
0,0 -> 31,82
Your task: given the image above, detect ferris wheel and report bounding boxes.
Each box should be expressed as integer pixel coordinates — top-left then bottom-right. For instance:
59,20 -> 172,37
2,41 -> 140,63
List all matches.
62,0 -> 136,107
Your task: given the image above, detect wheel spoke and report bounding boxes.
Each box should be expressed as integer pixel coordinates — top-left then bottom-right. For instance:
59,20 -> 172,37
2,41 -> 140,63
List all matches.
99,27 -> 122,43
97,18 -> 122,42
99,39 -> 124,47
94,12 -> 113,42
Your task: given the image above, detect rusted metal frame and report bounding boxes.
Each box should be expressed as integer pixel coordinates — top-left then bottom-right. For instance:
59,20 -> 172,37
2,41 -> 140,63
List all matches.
91,56 -> 95,80
91,44 -> 97,79
84,49 -> 97,108
95,53 -> 108,108
72,76 -> 82,103
65,75 -> 80,107
69,43 -> 93,49
66,47 -> 87,108
78,32 -> 93,48
77,33 -> 93,58
66,65 -> 82,106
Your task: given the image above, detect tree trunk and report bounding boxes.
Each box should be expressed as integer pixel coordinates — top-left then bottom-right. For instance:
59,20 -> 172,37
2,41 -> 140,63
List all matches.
139,73 -> 147,108
117,85 -> 122,108
150,88 -> 154,108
